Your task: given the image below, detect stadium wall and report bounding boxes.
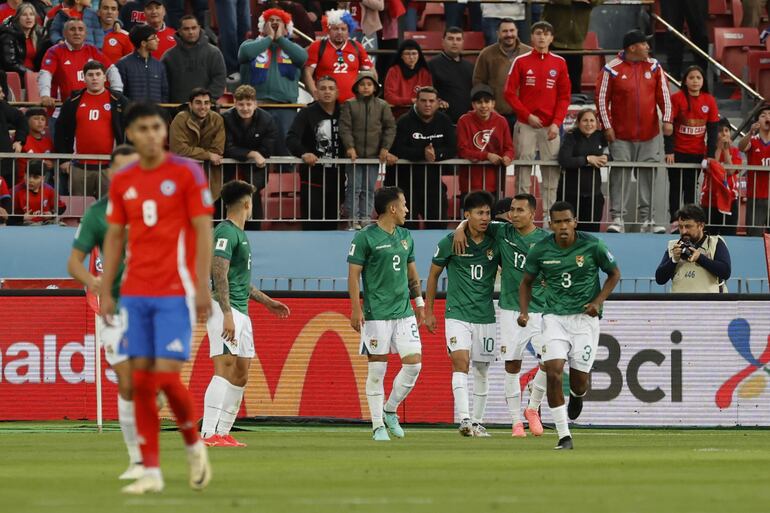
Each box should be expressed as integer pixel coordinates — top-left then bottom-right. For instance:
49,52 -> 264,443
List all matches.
0,227 -> 767,290
1,291 -> 769,427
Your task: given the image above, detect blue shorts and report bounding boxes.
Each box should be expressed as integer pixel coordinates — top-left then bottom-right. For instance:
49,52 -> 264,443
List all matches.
120,296 -> 193,361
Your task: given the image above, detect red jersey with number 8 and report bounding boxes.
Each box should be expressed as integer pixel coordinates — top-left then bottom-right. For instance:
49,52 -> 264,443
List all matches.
107,154 -> 214,297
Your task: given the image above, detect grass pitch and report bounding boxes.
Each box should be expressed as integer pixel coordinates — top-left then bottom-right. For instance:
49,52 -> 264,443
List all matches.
1,423 -> 768,513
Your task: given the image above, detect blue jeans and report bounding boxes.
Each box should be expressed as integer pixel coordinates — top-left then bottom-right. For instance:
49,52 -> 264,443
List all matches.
444,2 -> 482,31
345,163 -> 378,221
215,0 -> 251,74
263,107 -> 298,156
403,4 -> 419,31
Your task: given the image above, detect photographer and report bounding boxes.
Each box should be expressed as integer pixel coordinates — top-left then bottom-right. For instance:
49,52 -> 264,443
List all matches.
655,204 -> 731,293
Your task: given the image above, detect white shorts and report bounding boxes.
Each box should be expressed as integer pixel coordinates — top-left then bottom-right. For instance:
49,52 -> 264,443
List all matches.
499,310 -> 543,362
99,312 -> 128,367
360,316 -> 422,358
445,319 -> 496,363
207,301 -> 255,358
541,313 -> 600,373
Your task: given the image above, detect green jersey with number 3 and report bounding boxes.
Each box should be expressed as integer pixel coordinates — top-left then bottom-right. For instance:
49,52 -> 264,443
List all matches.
432,232 -> 499,324
212,220 -> 252,315
486,222 -> 548,312
524,232 -> 617,316
347,224 -> 415,321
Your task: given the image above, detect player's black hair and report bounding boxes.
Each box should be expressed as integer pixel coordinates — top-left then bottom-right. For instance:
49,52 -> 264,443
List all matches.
123,101 -> 166,127
26,160 -> 45,177
463,190 -> 495,212
82,60 -> 106,74
110,144 -> 136,164
374,186 -> 404,215
549,201 -> 575,218
513,193 -> 537,211
675,204 -> 707,224
188,87 -> 211,104
443,26 -> 463,37
25,107 -> 47,119
221,180 -> 256,208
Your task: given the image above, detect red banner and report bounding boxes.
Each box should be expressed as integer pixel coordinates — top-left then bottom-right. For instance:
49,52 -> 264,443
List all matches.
0,295 -> 454,423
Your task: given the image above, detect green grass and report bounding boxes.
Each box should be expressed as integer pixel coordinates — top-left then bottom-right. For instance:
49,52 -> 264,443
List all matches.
1,424 -> 769,513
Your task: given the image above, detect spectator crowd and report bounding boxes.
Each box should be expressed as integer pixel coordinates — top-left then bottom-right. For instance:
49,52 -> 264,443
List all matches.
0,1 -> 767,237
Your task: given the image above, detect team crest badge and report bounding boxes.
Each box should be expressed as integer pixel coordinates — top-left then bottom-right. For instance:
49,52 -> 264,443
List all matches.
401,240 -> 408,250
160,180 -> 176,196
576,255 -> 585,267
644,71 -> 652,79
348,53 -> 355,62
104,103 -> 111,111
701,105 -> 709,113
450,337 -> 457,346
370,338 -> 378,349
486,249 -> 494,261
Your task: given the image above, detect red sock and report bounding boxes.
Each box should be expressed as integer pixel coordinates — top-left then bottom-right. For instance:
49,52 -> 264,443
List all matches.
156,371 -> 200,446
132,369 -> 160,468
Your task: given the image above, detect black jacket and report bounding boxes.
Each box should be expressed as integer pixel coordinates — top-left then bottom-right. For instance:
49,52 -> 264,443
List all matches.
0,99 -> 28,183
0,19 -> 44,74
428,52 -> 474,123
558,129 -> 608,197
391,108 -> 457,162
286,101 -> 341,160
222,107 -> 278,190
54,88 -> 129,153
115,51 -> 169,103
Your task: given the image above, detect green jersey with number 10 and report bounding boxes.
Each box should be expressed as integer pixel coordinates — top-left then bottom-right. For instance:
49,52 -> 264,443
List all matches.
432,232 -> 499,324
347,224 -> 415,321
212,220 -> 252,315
524,232 -> 617,316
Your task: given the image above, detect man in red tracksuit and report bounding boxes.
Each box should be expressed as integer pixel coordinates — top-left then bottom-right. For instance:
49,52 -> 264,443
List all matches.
596,29 -> 673,234
457,84 -> 513,197
503,21 -> 570,215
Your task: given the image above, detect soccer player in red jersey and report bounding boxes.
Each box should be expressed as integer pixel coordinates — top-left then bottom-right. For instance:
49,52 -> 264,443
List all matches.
100,102 -> 214,494
38,19 -> 123,108
99,0 -> 133,65
739,105 -> 770,236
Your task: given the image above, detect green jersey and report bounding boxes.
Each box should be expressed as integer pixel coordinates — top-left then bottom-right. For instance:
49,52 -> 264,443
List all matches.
347,224 -> 415,321
212,220 -> 252,315
71,197 -> 124,302
432,232 -> 499,324
524,232 -> 617,316
486,222 -> 548,312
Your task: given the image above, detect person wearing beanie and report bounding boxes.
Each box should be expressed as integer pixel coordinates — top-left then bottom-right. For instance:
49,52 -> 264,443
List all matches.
116,24 -> 168,102
384,39 -> 433,120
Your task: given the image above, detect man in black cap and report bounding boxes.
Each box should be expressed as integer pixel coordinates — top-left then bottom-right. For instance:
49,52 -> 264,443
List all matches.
116,25 -> 169,102
596,29 -> 673,234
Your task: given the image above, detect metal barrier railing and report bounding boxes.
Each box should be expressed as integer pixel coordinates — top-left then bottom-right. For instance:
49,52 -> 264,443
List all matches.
1,153 -> 768,235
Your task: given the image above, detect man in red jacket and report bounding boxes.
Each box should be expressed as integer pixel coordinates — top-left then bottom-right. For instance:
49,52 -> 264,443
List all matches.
503,21 -> 570,216
596,29 -> 673,233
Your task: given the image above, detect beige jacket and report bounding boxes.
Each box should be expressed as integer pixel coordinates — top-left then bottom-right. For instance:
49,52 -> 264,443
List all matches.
169,109 -> 225,161
472,40 -> 531,116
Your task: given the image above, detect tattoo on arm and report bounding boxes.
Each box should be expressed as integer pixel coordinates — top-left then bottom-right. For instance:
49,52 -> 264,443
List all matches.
212,256 -> 231,312
249,285 -> 271,305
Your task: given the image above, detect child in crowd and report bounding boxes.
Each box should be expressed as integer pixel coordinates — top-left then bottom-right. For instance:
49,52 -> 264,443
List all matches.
701,119 -> 742,235
11,160 -> 65,225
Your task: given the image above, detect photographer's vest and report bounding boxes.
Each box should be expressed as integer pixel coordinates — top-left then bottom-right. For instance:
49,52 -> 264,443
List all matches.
667,235 -> 725,293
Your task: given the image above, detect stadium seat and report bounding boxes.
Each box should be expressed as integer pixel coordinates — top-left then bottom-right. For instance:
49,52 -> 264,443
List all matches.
581,31 -> 603,94
442,174 -> 461,220
747,50 -> 770,100
712,27 -> 763,83
419,2 -> 444,33
731,0 -> 744,27
404,31 -> 444,51
262,171 -> 301,229
707,0 -> 733,40
463,32 -> 485,50
24,71 -> 40,102
6,72 -> 22,102
60,195 -> 96,227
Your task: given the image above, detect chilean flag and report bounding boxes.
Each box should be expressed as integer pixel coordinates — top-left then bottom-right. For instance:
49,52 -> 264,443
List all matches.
700,159 -> 734,215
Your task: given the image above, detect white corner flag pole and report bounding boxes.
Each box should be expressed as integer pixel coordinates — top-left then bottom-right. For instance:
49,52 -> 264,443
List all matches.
95,312 -> 103,434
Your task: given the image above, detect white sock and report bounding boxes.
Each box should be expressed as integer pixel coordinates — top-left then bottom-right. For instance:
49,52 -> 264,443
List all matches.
571,388 -> 586,398
117,395 -> 141,464
144,467 -> 163,478
201,375 -> 228,437
550,404 -> 571,439
216,380 -> 245,436
527,369 -> 547,410
452,372 -> 470,420
384,363 -> 421,412
471,362 -> 489,424
366,361 -> 387,429
504,372 -> 521,424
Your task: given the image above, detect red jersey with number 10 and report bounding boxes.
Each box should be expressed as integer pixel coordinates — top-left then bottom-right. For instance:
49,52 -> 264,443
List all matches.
76,90 -> 115,163
746,135 -> 770,199
107,154 -> 214,297
41,42 -> 112,100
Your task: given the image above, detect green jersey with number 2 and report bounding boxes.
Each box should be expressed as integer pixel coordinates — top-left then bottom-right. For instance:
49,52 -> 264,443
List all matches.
432,232 -> 499,324
524,232 -> 617,316
347,224 -> 415,321
486,222 -> 548,312
212,220 -> 252,315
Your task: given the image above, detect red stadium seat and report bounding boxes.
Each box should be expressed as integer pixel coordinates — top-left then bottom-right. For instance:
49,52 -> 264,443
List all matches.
60,195 -> 97,227
463,31 -> 485,50
731,0 -> 744,27
6,72 -> 22,101
707,0 -> 734,40
404,31 -> 444,51
419,2 -> 444,33
581,31 -> 603,94
712,27 -> 763,83
442,174 -> 461,220
262,171 -> 301,229
747,50 -> 770,100
25,71 -> 40,102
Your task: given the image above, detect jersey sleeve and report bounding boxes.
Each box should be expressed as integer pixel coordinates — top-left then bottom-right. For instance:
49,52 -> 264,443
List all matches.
346,231 -> 369,265
523,242 -> 543,276
213,224 -> 237,261
357,41 -> 373,70
431,235 -> 453,267
40,47 -> 58,74
106,176 -> 127,225
486,221 -> 503,239
183,161 -> 214,218
708,96 -> 720,123
305,40 -> 321,68
407,233 -> 415,263
72,208 -> 99,252
595,239 -> 618,273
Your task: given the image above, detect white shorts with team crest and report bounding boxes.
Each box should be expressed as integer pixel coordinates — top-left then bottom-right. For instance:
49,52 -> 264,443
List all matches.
207,300 -> 255,358
360,316 -> 422,358
99,311 -> 128,367
499,309 -> 543,362
445,319 -> 496,363
541,313 -> 600,373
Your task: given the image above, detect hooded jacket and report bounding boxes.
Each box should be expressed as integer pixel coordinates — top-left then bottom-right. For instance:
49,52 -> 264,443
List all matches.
169,108 -> 225,162
384,40 -> 433,118
162,33 -> 227,103
339,71 -> 396,158
0,17 -> 44,74
456,109 -> 514,193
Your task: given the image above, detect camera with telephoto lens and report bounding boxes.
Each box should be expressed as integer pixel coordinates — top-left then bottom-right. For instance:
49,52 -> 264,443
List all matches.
679,239 -> 698,260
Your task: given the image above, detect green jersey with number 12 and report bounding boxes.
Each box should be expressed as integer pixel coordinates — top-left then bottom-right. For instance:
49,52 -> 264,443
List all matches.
212,220 -> 252,315
524,232 -> 617,316
347,224 -> 415,321
432,232 -> 499,324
